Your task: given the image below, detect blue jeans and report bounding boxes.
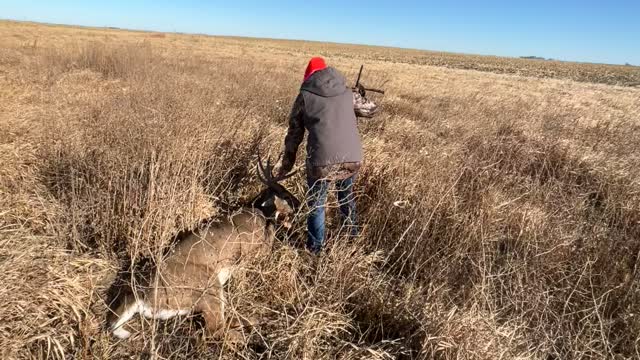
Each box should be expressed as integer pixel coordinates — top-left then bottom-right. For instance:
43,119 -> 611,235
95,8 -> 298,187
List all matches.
306,175 -> 358,253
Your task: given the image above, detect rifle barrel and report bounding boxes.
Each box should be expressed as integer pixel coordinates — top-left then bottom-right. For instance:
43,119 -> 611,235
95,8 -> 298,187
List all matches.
355,65 -> 364,87
364,87 -> 385,94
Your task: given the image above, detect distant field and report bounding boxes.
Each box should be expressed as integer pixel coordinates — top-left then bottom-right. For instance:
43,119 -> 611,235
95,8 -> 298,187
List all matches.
1,20 -> 639,359
232,36 -> 640,88
3,20 -> 640,87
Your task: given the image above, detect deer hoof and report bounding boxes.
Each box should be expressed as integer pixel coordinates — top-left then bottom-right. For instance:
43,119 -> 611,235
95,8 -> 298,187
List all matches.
112,326 -> 132,339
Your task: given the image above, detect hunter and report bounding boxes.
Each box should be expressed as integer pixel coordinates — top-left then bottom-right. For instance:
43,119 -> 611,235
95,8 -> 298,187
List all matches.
277,57 -> 378,253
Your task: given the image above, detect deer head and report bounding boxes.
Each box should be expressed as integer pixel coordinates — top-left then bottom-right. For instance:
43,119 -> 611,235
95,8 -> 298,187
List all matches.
252,151 -> 300,228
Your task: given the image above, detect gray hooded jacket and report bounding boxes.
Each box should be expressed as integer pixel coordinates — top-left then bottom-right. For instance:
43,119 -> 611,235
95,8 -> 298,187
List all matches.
281,67 -> 363,180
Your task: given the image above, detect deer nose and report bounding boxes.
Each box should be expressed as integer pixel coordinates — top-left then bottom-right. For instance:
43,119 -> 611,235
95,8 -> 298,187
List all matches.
275,212 -> 292,229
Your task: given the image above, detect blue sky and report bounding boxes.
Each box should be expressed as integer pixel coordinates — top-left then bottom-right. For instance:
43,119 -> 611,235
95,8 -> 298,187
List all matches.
1,0 -> 638,65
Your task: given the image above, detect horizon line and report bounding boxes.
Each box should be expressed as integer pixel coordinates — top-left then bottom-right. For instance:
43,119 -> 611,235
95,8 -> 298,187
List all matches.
1,18 -> 636,68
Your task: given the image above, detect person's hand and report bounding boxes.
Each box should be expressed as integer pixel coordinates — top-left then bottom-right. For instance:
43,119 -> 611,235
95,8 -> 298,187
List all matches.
273,165 -> 284,179
273,161 -> 288,179
274,160 -> 300,180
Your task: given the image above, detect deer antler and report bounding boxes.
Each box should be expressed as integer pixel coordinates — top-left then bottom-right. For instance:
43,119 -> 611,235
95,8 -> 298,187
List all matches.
257,150 -> 297,185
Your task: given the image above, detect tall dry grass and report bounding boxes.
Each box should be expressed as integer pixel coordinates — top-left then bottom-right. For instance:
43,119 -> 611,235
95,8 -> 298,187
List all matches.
1,21 -> 639,359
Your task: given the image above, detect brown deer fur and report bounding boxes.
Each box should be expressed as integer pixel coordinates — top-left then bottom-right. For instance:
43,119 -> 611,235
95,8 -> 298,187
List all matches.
106,156 -> 299,340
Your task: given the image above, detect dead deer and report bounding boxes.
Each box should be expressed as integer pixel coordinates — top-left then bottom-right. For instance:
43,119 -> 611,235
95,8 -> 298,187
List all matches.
105,154 -> 299,340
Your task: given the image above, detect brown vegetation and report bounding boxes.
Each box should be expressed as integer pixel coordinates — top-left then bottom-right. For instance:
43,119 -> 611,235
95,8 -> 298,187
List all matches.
1,20 -> 639,359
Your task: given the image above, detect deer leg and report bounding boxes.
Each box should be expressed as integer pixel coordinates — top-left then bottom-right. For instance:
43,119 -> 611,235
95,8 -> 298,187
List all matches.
220,285 -> 256,333
109,294 -> 141,339
197,291 -> 224,338
197,288 -> 243,342
218,286 -> 247,342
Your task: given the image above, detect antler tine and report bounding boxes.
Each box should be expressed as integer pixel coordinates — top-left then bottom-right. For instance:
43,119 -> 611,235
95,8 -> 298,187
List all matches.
257,148 -> 282,186
257,149 -> 263,170
266,157 -> 274,180
278,169 -> 298,181
256,163 -> 270,186
257,149 -> 270,183
257,150 -> 269,178
257,149 -> 297,184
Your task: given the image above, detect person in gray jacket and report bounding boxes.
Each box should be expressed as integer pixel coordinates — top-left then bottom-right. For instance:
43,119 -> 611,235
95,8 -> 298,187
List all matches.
277,57 -> 377,253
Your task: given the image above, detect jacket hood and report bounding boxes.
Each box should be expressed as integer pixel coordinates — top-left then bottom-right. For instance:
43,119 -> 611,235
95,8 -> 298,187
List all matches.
300,67 -> 349,98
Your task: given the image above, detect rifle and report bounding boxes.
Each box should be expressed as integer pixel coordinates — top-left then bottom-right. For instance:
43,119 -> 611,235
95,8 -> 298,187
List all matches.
353,64 -> 385,96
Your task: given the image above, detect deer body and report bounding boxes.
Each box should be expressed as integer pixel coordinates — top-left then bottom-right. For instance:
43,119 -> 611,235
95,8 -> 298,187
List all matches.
106,155 -> 299,340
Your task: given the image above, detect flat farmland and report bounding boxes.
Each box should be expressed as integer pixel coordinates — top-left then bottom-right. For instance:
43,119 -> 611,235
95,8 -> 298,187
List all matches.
1,20 -> 639,359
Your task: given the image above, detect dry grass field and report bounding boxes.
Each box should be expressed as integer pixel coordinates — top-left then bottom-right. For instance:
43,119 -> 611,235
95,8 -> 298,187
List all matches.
1,20 -> 640,359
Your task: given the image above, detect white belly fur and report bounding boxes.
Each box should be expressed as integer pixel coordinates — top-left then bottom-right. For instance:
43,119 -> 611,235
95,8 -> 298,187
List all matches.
111,300 -> 190,339
140,302 -> 190,320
